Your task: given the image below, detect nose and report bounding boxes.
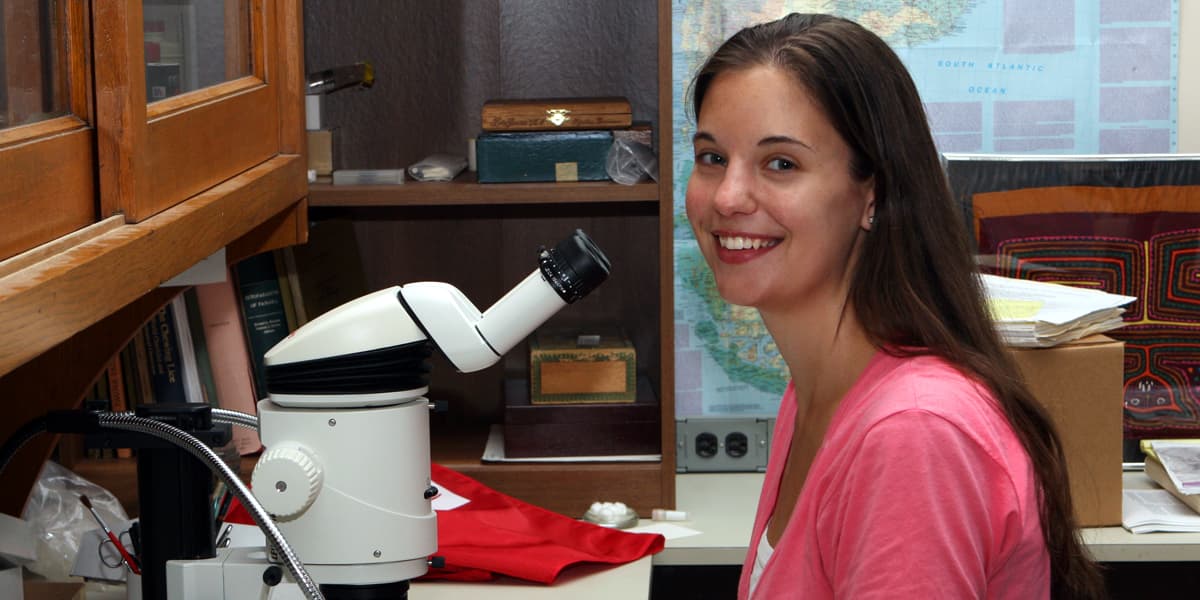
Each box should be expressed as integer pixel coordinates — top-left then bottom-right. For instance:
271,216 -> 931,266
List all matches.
711,162 -> 755,216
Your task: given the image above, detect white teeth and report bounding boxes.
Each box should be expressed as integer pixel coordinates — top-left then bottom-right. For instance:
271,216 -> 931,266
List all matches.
718,236 -> 778,250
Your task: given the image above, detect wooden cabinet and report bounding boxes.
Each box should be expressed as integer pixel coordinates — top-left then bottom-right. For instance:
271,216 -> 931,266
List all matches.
0,0 -> 308,516
302,0 -> 674,516
0,0 -> 676,520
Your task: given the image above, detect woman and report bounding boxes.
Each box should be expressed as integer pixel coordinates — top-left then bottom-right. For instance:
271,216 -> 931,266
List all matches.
685,13 -> 1105,599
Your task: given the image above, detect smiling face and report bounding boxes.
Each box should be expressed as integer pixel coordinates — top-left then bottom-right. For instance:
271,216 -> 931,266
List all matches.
686,65 -> 875,317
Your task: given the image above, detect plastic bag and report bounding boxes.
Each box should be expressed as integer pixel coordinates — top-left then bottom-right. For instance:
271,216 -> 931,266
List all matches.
605,138 -> 659,185
20,461 -> 130,581
407,153 -> 468,182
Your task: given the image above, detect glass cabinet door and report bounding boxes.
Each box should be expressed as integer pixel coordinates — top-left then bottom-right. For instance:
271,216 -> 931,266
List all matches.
1,0 -> 69,128
96,0 -> 294,222
142,0 -> 251,103
0,0 -> 94,262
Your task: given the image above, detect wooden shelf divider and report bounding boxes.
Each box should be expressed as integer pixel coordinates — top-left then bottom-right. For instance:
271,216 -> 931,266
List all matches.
308,174 -> 659,207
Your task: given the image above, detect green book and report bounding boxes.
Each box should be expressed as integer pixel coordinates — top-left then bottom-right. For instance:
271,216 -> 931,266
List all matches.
233,251 -> 293,401
183,287 -> 219,407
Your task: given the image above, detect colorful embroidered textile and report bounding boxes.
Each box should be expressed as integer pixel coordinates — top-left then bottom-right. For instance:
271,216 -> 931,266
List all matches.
970,183 -> 1200,438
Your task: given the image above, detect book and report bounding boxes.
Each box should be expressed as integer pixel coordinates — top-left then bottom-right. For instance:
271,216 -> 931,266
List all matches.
233,251 -> 295,403
169,292 -> 205,405
130,323 -> 154,406
981,274 -> 1137,347
182,287 -> 219,407
1141,439 -> 1200,515
105,354 -> 133,458
194,269 -> 263,456
279,246 -> 309,327
331,169 -> 405,185
273,250 -> 301,332
142,302 -> 187,404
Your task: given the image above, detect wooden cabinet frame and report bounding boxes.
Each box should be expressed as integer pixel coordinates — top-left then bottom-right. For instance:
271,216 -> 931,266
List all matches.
0,0 -> 308,517
95,0 -> 287,222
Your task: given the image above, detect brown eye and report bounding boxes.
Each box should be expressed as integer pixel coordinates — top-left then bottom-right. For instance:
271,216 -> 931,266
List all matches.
766,158 -> 795,171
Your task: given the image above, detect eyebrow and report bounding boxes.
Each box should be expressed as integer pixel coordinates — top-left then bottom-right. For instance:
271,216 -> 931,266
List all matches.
759,135 -> 813,151
692,131 -> 813,151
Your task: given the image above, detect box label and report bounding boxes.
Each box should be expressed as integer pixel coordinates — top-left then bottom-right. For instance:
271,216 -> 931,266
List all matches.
555,162 -> 579,182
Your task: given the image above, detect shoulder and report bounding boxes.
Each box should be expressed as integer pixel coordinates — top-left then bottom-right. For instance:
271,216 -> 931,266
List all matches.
829,353 -> 1028,478
849,353 -> 1004,432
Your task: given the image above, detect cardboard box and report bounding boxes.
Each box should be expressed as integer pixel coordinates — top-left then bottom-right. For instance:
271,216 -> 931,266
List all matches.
504,377 -> 659,458
529,330 -> 636,404
1009,335 -> 1124,527
307,129 -> 333,176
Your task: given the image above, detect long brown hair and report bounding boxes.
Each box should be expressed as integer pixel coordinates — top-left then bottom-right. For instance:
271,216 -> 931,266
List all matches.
690,13 -> 1105,599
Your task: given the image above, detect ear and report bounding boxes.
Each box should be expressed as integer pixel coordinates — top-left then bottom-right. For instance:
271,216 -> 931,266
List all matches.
859,180 -> 877,231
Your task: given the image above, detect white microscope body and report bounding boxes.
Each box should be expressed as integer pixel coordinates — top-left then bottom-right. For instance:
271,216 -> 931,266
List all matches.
166,230 -> 610,600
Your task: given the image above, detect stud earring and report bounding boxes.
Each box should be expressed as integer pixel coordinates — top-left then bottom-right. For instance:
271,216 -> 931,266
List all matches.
867,215 -> 876,226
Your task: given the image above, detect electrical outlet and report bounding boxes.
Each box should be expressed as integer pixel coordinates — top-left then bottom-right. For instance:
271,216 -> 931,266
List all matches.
675,417 -> 773,472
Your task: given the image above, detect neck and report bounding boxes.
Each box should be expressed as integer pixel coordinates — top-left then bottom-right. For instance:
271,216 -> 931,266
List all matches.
761,301 -> 877,414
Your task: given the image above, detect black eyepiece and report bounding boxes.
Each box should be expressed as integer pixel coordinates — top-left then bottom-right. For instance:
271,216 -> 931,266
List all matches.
538,229 -> 611,304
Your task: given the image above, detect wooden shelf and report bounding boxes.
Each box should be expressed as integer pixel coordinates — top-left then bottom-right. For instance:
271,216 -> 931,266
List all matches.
308,173 -> 658,207
431,425 -> 668,517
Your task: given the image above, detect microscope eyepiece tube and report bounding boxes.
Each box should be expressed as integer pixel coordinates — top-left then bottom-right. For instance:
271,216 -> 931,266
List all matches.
475,230 -> 611,358
538,229 -> 611,304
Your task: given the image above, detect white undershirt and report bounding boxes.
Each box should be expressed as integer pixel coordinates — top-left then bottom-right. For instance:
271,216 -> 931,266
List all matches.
747,526 -> 775,598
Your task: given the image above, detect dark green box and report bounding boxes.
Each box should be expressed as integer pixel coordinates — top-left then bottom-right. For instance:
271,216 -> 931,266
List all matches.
476,130 -> 613,183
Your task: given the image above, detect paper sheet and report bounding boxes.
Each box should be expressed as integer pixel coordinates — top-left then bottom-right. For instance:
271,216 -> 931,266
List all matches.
1122,488 -> 1200,533
981,274 -> 1137,347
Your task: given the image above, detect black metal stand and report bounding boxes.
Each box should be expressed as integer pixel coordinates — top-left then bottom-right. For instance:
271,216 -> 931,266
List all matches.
86,403 -> 232,600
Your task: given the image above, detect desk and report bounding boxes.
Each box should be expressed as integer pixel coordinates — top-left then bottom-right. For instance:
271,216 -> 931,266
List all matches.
410,556 -> 650,599
1083,471 -> 1200,562
80,556 -> 651,599
653,471 -> 1200,566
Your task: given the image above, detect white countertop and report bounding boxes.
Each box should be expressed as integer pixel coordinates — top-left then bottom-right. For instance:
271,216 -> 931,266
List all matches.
653,471 -> 1200,565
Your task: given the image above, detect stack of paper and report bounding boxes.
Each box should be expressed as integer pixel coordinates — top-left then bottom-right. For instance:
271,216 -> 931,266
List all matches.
1122,488 -> 1200,533
1123,440 -> 1200,533
980,274 -> 1137,347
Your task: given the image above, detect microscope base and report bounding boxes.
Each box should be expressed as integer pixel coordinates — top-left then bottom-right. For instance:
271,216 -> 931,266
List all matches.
167,547 -> 410,600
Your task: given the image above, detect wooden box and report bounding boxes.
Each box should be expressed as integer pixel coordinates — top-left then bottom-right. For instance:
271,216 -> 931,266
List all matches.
481,96 -> 632,131
529,330 -> 636,404
504,377 -> 659,458
306,129 -> 333,176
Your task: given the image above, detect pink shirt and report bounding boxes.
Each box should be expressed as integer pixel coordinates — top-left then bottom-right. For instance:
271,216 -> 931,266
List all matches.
739,351 -> 1049,599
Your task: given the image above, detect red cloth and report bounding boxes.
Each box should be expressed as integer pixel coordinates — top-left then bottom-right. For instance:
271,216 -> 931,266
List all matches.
223,464 -> 665,584
422,463 -> 664,583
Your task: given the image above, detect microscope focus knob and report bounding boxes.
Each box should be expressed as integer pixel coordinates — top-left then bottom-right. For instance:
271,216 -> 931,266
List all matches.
251,444 -> 323,520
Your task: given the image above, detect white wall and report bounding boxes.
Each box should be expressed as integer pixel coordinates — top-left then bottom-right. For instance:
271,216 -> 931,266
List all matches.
1180,1 -> 1197,151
